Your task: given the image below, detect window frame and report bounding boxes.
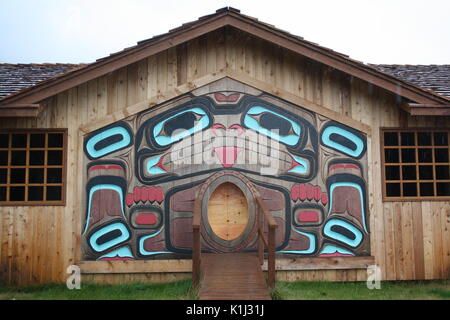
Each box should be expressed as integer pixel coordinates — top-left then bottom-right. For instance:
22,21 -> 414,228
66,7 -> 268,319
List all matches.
0,128 -> 68,206
380,127 -> 450,202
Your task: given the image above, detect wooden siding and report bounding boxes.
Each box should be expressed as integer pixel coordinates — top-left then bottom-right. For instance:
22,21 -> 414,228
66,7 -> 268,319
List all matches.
0,27 -> 449,285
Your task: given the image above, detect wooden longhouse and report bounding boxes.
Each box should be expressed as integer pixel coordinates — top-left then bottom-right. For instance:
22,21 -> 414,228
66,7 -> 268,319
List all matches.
0,8 -> 449,293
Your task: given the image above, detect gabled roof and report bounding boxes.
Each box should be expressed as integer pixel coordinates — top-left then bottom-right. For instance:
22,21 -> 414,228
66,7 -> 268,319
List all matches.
0,7 -> 449,115
0,63 -> 83,100
372,64 -> 450,99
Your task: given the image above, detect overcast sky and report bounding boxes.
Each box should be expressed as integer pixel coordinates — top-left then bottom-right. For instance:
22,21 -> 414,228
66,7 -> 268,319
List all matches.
1,0 -> 449,65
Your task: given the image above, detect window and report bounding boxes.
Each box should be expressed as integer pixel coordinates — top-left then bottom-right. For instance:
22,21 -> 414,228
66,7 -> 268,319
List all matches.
381,128 -> 450,200
0,130 -> 67,205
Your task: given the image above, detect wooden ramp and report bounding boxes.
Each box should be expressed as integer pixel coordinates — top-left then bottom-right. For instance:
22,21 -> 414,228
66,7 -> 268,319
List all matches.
198,252 -> 272,300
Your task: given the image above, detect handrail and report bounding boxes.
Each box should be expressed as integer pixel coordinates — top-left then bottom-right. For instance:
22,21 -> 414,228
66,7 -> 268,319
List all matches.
255,195 -> 277,288
192,193 -> 277,288
192,197 -> 202,287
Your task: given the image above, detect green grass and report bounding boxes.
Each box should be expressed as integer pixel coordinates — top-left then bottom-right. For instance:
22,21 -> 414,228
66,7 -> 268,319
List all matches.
0,279 -> 196,300
1,279 -> 449,300
271,279 -> 450,300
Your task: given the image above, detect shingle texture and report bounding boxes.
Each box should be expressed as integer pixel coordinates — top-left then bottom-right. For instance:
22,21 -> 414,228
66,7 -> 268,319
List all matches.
0,62 -> 449,101
372,64 -> 450,99
0,63 -> 82,100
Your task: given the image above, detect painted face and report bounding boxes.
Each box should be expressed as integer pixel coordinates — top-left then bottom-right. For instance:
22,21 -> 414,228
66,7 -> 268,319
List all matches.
81,85 -> 369,260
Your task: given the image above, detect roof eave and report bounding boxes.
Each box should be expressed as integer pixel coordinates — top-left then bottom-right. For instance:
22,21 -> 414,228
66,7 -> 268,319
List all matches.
0,9 -> 448,111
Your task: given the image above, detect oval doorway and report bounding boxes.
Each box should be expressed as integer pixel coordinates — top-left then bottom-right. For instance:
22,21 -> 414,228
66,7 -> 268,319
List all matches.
207,182 -> 249,241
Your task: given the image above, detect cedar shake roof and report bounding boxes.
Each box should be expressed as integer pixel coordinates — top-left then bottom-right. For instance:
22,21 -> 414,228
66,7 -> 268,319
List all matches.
1,63 -> 448,101
0,63 -> 83,99
372,64 -> 450,99
0,7 -> 448,115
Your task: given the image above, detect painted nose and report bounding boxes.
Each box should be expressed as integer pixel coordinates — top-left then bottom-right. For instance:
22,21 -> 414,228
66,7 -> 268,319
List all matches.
211,123 -> 244,136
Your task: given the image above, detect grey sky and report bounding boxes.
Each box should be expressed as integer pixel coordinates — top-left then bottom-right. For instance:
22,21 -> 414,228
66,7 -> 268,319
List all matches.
1,0 -> 449,65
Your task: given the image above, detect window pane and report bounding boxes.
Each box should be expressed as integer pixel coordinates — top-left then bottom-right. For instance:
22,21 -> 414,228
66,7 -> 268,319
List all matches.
385,149 -> 399,163
30,134 -> 45,148
11,151 -> 26,165
0,151 -> 8,165
420,183 -> 434,197
434,132 -> 448,146
29,168 -> 44,184
47,150 -> 62,165
401,132 -> 415,146
418,132 -> 432,146
436,182 -> 450,196
10,168 -> 25,184
0,187 -> 5,201
402,166 -> 416,180
435,165 -> 450,180
46,186 -> 62,201
384,132 -> 398,146
30,151 -> 45,165
386,183 -> 400,197
10,186 -> 25,201
418,149 -> 433,163
401,149 -> 415,163
403,183 -> 417,197
11,134 -> 27,148
385,166 -> 400,180
0,169 -> 6,184
48,134 -> 63,148
47,168 -> 62,183
419,166 -> 433,180
0,134 -> 8,148
434,149 -> 449,163
28,186 -> 44,201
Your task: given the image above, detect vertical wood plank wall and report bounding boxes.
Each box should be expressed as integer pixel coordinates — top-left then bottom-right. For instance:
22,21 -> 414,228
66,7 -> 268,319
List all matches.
0,27 -> 449,285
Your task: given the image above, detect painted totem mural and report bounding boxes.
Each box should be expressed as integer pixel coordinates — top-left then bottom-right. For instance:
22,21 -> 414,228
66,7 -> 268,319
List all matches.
81,80 -> 370,261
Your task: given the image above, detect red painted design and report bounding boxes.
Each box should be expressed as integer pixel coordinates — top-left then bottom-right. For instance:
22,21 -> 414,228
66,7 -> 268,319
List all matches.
135,213 -> 158,225
155,187 -> 164,203
89,165 -> 123,172
214,92 -> 240,102
126,193 -> 134,207
314,186 -> 321,201
133,187 -> 141,203
148,186 -> 156,202
297,211 -> 319,222
321,193 -> 328,206
214,147 -> 243,167
330,163 -> 360,171
319,252 -> 353,257
141,187 -> 148,202
99,256 -> 135,261
299,184 -> 307,201
291,184 -> 299,201
306,184 -> 314,200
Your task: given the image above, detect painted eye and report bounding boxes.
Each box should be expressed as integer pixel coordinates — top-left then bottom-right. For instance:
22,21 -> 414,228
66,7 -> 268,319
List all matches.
243,106 -> 301,146
152,107 -> 210,147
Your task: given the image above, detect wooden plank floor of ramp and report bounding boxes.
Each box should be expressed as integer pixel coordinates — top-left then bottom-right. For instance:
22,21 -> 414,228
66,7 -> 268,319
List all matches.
198,252 -> 272,300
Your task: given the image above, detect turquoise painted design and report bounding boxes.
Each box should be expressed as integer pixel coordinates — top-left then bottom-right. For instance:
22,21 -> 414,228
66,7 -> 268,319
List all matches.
153,108 -> 210,146
97,246 -> 134,260
83,184 -> 125,235
278,227 -> 316,254
85,126 -> 131,159
323,218 -> 363,248
321,126 -> 364,158
89,222 -> 130,252
288,155 -> 309,174
319,245 -> 354,256
244,106 -> 301,146
328,182 -> 367,232
138,228 -> 171,256
145,155 -> 167,175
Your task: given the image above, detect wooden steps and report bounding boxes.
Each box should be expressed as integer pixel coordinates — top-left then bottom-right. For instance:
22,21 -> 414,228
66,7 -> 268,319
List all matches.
198,252 -> 272,300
